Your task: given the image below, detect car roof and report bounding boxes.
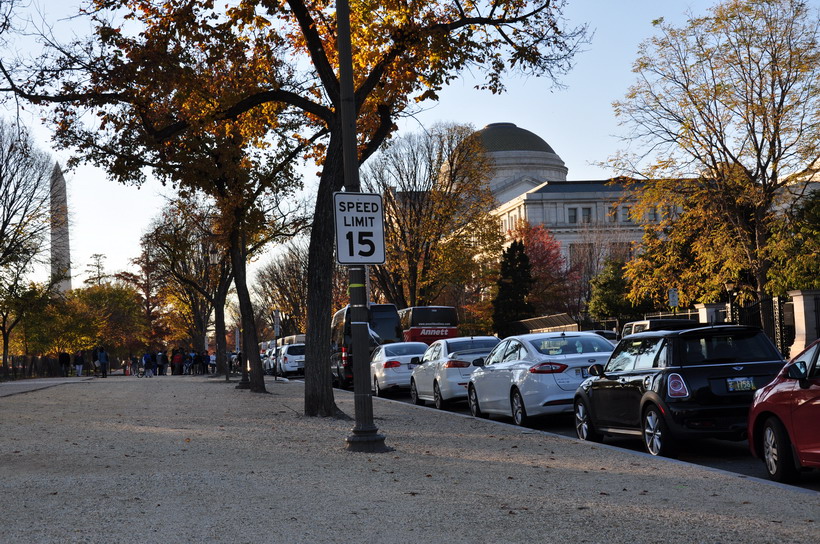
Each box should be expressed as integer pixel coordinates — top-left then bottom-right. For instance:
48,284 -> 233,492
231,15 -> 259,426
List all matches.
444,336 -> 498,343
622,324 -> 764,340
508,331 -> 604,341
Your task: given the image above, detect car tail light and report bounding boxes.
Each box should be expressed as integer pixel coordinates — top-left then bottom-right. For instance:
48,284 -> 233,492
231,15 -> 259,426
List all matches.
342,347 -> 349,367
529,362 -> 569,374
667,373 -> 690,398
443,360 -> 470,368
383,360 -> 401,369
283,356 -> 289,364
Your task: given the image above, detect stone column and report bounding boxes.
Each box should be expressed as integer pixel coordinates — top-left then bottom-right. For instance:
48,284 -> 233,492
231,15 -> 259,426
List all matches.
50,163 -> 72,292
788,289 -> 820,356
694,303 -> 723,325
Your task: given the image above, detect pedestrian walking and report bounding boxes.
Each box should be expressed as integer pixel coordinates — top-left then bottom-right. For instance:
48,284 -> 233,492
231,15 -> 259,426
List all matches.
73,350 -> 85,377
97,347 -> 109,378
156,350 -> 166,376
58,352 -> 71,377
171,349 -> 184,375
142,351 -> 154,377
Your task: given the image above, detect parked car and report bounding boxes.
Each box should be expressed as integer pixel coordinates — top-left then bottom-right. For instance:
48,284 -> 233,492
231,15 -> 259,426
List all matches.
621,319 -> 699,338
574,325 -> 785,457
369,342 -> 429,396
467,332 -> 613,425
748,339 -> 820,482
275,343 -> 306,377
410,336 -> 500,409
262,348 -> 277,375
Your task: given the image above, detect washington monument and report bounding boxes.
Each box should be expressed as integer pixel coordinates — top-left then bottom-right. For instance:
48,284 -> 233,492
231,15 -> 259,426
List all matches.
50,162 -> 71,292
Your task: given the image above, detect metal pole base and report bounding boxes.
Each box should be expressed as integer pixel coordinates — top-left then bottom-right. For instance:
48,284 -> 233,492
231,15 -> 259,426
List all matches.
235,371 -> 250,389
345,429 -> 391,453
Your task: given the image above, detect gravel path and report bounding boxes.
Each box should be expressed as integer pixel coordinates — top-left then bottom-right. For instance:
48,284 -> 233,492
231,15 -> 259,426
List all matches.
1,376 -> 817,544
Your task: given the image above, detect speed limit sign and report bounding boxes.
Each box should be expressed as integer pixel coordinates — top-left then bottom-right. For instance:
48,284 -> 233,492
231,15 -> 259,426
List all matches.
333,192 -> 386,265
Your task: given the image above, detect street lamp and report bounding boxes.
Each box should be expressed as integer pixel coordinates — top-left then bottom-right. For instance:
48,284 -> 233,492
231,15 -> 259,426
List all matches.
724,281 -> 737,323
208,246 -> 219,265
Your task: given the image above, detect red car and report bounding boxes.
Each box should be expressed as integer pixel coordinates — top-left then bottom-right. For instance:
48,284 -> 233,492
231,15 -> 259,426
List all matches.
748,339 -> 820,482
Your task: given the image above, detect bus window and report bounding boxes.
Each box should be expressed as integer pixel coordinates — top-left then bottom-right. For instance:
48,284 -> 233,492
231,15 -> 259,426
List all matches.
398,306 -> 459,344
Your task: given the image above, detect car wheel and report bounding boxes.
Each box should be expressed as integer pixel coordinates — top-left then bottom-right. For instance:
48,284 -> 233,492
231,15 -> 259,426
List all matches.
762,416 -> 798,483
433,381 -> 447,410
468,385 -> 488,419
410,379 -> 424,406
373,377 -> 383,398
510,389 -> 528,426
642,405 -> 677,457
574,399 -> 602,442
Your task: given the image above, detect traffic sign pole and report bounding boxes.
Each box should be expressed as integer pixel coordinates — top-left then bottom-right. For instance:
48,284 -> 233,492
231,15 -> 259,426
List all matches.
336,0 -> 388,453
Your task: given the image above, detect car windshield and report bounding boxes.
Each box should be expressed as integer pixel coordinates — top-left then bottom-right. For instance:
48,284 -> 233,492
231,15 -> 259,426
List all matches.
680,332 -> 781,365
446,338 -> 499,352
528,336 -> 614,355
286,344 -> 305,356
384,343 -> 427,357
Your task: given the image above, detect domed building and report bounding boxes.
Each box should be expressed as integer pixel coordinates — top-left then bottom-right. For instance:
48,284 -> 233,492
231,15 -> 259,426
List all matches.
475,122 -> 646,269
475,122 -> 568,203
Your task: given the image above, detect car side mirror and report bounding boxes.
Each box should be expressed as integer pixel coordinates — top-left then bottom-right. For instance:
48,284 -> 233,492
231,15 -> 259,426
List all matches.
588,363 -> 605,377
472,357 -> 485,367
410,356 -> 420,366
787,361 -> 808,380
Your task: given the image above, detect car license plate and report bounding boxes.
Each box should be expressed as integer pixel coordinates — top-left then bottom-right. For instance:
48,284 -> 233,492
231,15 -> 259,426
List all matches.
726,377 -> 755,392
575,368 -> 589,379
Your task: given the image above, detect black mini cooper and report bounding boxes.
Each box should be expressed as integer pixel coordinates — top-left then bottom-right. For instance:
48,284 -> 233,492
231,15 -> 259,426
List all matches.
574,325 -> 785,457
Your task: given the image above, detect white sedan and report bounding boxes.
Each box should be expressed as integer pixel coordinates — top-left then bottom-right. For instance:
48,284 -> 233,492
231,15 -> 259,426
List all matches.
370,342 -> 429,397
468,332 -> 614,425
410,336 -> 500,409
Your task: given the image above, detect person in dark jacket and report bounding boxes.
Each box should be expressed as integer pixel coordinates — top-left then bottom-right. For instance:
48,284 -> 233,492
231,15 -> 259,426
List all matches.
97,347 -> 109,378
58,352 -> 71,377
73,351 -> 85,377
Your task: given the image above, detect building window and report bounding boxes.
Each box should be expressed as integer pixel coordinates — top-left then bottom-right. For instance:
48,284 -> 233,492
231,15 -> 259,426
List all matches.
608,206 -> 618,222
609,242 -> 632,261
582,207 -> 592,223
568,207 -> 578,224
648,207 -> 658,222
621,206 -> 632,222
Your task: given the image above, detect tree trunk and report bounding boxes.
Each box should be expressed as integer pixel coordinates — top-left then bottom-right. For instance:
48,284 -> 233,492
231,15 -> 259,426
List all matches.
304,134 -> 344,417
229,226 -> 266,393
214,278 -> 230,379
1,327 -> 9,379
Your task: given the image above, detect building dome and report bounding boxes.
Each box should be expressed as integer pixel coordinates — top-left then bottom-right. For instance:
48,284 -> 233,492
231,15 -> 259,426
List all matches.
474,122 -> 568,203
476,122 -> 557,154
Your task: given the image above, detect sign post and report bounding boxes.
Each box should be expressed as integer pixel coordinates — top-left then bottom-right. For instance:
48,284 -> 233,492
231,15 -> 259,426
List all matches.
335,0 -> 389,453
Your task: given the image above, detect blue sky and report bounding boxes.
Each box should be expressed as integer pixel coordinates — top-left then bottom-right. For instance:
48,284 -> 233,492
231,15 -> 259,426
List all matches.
16,0 -> 716,283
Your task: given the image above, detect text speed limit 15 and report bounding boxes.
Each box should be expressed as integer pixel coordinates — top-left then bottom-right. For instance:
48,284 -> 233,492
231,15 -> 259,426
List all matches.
333,192 -> 386,265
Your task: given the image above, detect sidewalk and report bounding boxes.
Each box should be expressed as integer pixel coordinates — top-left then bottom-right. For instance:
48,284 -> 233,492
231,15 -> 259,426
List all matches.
0,375 -> 817,544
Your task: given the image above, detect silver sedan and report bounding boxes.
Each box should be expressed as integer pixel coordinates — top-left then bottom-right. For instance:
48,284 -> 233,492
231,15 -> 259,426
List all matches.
369,342 -> 429,396
468,332 -> 614,425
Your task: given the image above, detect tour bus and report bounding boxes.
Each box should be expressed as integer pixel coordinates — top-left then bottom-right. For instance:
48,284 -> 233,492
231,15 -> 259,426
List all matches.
398,306 -> 459,344
330,303 -> 401,388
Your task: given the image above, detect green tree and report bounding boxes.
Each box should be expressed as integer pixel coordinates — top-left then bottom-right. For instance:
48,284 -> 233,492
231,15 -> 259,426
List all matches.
72,283 -> 148,359
767,188 -> 820,294
611,0 -> 820,303
492,240 -> 535,338
588,259 -> 654,326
